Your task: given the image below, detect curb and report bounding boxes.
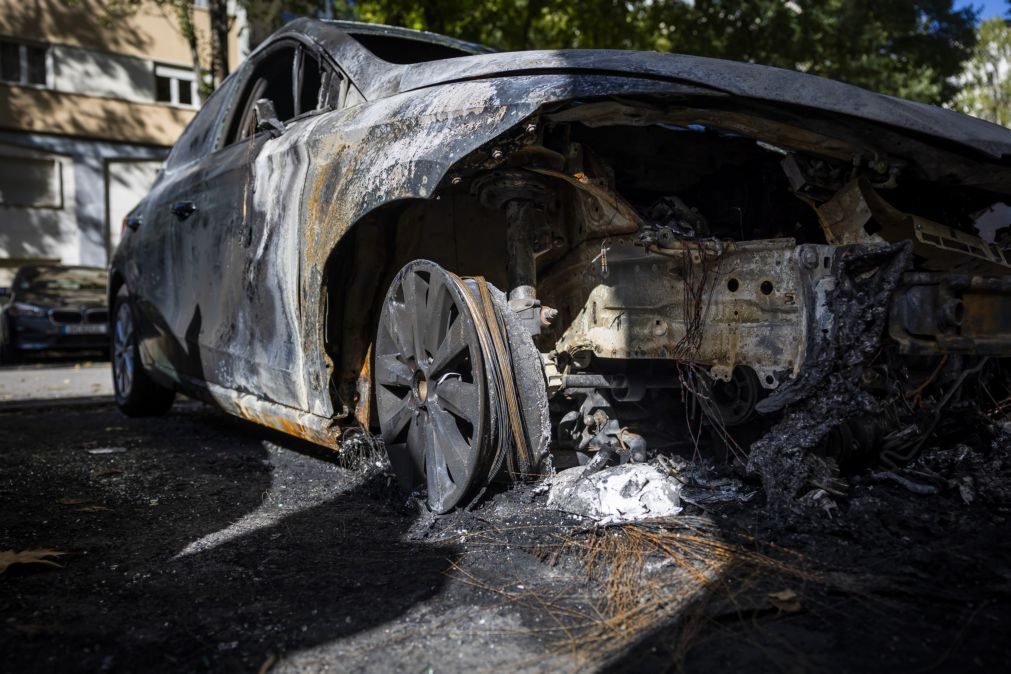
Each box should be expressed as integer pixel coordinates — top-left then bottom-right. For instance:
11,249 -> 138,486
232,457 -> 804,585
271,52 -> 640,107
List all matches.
0,395 -> 117,413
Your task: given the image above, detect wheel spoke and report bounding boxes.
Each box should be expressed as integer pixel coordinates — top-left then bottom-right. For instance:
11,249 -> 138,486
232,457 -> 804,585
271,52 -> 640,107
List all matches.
402,270 -> 429,363
424,275 -> 451,358
121,311 -> 132,343
374,353 -> 413,388
406,412 -> 428,474
428,404 -> 471,483
123,350 -> 133,391
384,301 -> 415,362
375,386 -> 412,441
424,415 -> 451,508
436,378 -> 479,424
429,317 -> 468,378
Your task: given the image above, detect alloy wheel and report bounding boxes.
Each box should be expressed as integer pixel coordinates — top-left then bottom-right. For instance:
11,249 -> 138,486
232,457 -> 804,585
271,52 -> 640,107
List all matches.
375,260 -> 491,513
113,301 -> 135,399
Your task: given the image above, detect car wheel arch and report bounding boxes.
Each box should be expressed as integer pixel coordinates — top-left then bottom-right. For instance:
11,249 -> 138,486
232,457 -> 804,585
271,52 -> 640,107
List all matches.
107,269 -> 126,313
316,191 -> 515,429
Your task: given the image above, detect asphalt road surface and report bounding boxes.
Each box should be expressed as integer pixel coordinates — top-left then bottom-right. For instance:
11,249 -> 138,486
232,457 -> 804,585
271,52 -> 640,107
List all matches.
1,362 -> 599,673
3,361 -> 1011,673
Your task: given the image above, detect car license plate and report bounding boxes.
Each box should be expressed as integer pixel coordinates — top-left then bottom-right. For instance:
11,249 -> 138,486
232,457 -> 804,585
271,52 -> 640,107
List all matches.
62,323 -> 107,335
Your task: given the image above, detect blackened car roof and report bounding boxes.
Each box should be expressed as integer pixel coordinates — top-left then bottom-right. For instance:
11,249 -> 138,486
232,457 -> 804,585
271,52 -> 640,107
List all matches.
265,18 -> 1011,163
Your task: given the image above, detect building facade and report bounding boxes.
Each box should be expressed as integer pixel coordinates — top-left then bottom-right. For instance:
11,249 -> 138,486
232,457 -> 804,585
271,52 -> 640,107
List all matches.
0,0 -> 248,285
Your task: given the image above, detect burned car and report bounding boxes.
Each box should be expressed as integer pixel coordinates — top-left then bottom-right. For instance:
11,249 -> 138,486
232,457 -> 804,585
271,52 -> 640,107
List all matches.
1,265 -> 109,362
110,19 -> 1011,512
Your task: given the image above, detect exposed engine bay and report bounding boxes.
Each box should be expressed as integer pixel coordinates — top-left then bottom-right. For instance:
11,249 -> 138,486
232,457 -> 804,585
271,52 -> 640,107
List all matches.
358,99 -> 1011,512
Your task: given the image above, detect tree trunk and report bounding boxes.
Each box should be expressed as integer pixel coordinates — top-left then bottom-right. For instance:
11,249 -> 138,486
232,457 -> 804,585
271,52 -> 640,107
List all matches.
173,0 -> 204,103
209,0 -> 231,88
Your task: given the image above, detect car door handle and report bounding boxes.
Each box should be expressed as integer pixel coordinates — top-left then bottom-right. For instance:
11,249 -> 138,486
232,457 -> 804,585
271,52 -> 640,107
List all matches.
170,201 -> 197,219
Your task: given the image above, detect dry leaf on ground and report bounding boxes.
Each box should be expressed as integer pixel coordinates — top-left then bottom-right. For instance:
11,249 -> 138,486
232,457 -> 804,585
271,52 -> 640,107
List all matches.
15,623 -> 61,637
0,549 -> 66,574
258,653 -> 277,674
768,588 -> 803,613
86,447 -> 127,455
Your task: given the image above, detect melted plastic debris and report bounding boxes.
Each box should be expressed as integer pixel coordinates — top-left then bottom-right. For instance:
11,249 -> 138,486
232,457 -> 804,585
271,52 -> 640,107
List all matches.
545,464 -> 683,524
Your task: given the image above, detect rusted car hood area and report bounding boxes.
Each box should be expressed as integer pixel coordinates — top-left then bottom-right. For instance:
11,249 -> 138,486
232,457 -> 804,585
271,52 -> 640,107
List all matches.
399,49 -> 1011,160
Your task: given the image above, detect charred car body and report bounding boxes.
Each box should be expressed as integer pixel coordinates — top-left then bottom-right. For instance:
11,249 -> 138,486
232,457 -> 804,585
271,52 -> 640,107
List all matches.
111,19 -> 1011,512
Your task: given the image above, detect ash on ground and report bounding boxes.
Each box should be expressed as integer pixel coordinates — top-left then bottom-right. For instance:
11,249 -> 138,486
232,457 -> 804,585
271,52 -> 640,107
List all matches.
4,399 -> 1011,673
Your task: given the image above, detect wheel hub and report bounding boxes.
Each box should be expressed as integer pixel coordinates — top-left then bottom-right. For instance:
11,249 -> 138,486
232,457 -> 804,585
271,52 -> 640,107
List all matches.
413,369 -> 429,403
711,366 -> 760,427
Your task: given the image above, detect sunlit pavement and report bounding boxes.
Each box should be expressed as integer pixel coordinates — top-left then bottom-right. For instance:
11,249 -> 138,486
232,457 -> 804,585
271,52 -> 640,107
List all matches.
0,358 -> 113,405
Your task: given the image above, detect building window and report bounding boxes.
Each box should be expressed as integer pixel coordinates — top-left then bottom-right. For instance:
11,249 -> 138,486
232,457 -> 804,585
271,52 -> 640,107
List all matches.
0,156 -> 62,209
0,40 -> 49,87
154,64 -> 197,107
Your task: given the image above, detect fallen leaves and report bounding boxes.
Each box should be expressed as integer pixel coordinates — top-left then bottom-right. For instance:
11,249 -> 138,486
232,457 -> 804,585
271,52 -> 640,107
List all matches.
14,623 -> 61,637
767,588 -> 803,613
258,654 -> 278,674
57,498 -> 113,513
0,549 -> 66,574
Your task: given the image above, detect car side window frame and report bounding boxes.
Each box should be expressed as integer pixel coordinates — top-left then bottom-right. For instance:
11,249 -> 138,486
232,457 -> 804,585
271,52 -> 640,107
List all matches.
293,47 -> 358,114
218,39 -> 349,151
162,75 -> 239,172
226,43 -> 298,146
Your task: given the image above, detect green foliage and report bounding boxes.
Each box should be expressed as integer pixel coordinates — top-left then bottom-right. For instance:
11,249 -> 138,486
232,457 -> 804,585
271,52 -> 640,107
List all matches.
333,0 -> 978,104
953,17 -> 1011,126
84,0 -> 981,105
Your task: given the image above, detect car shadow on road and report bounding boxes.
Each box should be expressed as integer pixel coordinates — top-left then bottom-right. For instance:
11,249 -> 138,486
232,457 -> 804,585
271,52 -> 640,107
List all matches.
0,402 -> 455,673
134,476 -> 452,672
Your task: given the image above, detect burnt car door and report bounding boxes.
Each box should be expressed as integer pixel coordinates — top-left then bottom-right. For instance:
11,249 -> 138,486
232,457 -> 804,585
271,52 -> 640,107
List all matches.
129,79 -> 237,380
176,42 -> 340,407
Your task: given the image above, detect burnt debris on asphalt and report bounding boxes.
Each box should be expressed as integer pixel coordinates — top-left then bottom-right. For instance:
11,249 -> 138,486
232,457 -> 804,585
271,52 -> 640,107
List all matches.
6,15 -> 1011,673
2,391 -> 1010,672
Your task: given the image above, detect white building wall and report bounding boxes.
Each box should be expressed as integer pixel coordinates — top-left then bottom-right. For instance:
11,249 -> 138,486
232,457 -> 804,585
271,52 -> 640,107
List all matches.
0,4 -> 252,284
0,131 -> 168,287
50,44 -> 156,104
0,143 -> 78,286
